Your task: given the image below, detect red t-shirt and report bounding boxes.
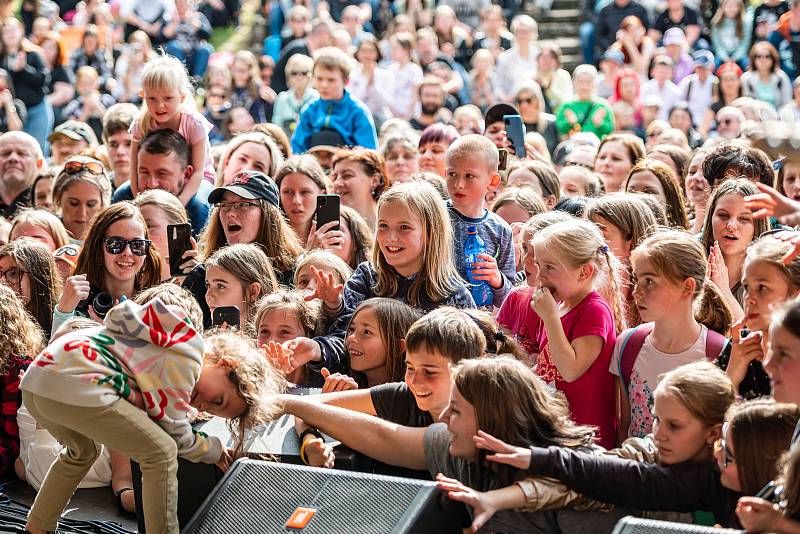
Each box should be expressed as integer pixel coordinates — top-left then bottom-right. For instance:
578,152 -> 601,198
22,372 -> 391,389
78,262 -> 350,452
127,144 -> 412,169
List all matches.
496,286 -> 541,366
534,290 -> 617,449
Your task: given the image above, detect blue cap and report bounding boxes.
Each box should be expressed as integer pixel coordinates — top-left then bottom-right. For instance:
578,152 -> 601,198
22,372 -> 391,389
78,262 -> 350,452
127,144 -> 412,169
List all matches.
692,50 -> 715,68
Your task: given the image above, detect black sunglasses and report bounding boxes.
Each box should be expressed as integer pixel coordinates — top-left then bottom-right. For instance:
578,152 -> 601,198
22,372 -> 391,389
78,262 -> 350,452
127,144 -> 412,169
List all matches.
103,237 -> 151,256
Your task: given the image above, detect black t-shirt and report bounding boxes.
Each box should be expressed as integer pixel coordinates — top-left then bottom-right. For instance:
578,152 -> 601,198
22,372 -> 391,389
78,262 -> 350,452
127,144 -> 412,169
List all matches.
370,382 -> 433,428
654,7 -> 701,35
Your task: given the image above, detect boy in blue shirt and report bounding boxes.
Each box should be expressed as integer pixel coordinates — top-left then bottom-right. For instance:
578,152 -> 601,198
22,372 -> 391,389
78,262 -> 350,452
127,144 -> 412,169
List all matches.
446,134 -> 516,308
290,47 -> 378,153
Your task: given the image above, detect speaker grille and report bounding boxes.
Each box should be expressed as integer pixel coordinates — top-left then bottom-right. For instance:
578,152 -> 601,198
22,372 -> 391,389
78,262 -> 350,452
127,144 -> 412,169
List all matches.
190,460 -> 434,533
613,517 -> 743,534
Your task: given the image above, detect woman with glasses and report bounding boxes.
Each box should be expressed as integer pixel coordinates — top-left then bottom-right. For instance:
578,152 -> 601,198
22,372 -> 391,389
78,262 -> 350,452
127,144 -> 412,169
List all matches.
0,238 -> 60,337
741,42 -> 792,112
184,170 -> 303,328
272,54 -> 318,137
514,81 -> 559,158
51,157 -> 113,244
52,203 -> 161,333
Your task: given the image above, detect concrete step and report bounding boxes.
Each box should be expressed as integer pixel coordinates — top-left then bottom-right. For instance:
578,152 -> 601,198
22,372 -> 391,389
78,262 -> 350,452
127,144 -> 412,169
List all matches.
538,37 -> 581,54
543,7 -> 582,20
538,21 -> 581,39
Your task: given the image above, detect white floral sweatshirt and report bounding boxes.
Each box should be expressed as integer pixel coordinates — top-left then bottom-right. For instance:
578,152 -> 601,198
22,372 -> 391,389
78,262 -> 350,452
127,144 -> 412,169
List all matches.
20,298 -> 222,464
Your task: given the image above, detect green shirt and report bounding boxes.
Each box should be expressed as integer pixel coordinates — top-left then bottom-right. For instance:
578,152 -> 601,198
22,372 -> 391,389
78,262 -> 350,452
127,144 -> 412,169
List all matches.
555,98 -> 615,140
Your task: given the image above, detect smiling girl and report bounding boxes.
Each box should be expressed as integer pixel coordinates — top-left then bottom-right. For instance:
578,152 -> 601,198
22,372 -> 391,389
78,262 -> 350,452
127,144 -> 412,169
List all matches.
593,133 -> 645,193
701,178 -> 771,321
54,203 -> 161,330
277,181 -> 474,379
624,158 -> 689,229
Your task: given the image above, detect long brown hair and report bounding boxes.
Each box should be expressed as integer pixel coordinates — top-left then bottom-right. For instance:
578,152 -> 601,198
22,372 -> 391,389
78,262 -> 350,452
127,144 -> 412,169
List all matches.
201,200 -> 303,273
347,298 -> 421,384
0,284 -> 44,373
625,158 -> 689,229
454,357 -> 596,486
631,231 -> 732,334
72,203 -> 161,292
699,178 -> 771,255
727,399 -> 800,496
0,238 -> 61,336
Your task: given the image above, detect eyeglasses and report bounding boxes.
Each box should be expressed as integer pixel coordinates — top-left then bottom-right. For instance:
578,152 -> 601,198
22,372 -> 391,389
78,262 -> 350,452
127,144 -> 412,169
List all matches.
290,71 -> 310,77
63,160 -> 104,176
216,201 -> 261,212
516,97 -> 534,105
0,267 -> 26,287
103,237 -> 151,256
755,54 -> 772,59
716,422 -> 735,468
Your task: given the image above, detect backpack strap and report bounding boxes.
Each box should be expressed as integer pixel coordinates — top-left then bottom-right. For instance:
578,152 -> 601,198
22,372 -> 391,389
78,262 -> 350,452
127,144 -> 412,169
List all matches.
617,323 -> 654,398
704,329 -> 727,361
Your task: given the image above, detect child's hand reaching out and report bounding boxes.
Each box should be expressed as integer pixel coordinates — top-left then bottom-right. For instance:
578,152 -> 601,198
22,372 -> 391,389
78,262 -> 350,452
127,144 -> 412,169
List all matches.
321,367 -> 358,393
302,265 -> 344,310
473,430 -> 532,470
262,340 -> 297,374
302,434 -> 335,468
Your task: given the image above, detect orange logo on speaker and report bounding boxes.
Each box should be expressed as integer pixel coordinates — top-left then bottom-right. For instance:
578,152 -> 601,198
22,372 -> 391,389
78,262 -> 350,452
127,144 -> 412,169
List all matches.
286,507 -> 316,529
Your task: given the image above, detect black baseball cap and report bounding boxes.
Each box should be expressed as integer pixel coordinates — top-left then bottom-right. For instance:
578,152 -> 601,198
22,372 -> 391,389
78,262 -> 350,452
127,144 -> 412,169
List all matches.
208,170 -> 280,208
484,103 -> 519,131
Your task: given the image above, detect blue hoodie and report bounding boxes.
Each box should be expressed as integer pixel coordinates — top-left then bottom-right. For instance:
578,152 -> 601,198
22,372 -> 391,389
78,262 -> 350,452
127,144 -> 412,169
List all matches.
290,89 -> 378,153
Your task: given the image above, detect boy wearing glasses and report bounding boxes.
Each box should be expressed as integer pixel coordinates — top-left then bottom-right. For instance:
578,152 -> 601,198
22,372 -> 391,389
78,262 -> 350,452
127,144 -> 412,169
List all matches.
290,47 -> 378,154
272,54 -> 318,137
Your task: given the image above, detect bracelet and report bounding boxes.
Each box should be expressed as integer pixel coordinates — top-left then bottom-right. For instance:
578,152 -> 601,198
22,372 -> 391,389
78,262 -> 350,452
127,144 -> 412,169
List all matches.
298,428 -> 323,465
114,487 -> 133,499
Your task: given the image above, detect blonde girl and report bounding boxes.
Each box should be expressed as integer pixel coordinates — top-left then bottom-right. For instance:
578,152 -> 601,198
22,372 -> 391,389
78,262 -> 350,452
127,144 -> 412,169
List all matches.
9,209 -> 70,252
717,235 -> 800,400
129,54 -> 215,204
614,231 -> 732,442
230,50 -> 273,124
497,210 -> 572,361
275,181 -> 474,378
204,243 -> 279,329
701,178 -> 771,322
253,289 -> 323,386
530,218 -> 626,448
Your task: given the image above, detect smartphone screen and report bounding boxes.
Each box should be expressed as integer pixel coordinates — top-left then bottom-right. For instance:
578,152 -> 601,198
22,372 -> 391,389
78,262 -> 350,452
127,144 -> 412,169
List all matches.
212,306 -> 240,328
503,114 -> 527,158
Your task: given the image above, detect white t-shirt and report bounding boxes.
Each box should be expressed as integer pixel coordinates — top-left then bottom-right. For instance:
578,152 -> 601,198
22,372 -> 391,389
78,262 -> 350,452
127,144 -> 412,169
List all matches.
610,324 -> 709,438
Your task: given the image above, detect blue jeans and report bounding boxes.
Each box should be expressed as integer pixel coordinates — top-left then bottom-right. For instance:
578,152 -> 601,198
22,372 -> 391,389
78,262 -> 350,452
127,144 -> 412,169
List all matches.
23,99 -> 53,157
580,21 -> 596,65
165,41 -> 215,78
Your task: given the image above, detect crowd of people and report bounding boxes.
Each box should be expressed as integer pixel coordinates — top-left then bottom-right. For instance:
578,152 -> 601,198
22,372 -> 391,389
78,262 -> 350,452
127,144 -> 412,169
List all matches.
0,0 -> 799,532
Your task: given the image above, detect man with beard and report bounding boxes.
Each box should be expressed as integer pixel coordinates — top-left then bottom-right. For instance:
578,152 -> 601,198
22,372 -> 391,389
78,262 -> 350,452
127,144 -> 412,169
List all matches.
409,78 -> 451,132
0,131 -> 43,218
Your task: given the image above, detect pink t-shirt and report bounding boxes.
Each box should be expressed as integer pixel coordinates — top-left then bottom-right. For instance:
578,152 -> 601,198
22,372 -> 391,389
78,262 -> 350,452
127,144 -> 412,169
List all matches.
131,110 -> 216,183
534,290 -> 617,449
496,285 -> 541,367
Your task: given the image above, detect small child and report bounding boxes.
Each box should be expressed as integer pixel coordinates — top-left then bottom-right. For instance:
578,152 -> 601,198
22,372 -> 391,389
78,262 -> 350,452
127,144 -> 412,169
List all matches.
272,54 -> 318,136
290,47 -> 378,153
556,65 -> 615,139
130,54 -> 216,205
446,135 -> 516,308
204,243 -> 280,328
20,298 -> 278,534
63,66 -> 116,142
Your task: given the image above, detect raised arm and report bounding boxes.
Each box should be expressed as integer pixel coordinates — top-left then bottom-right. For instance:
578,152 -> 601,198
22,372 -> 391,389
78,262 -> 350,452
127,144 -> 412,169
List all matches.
281,394 -> 427,470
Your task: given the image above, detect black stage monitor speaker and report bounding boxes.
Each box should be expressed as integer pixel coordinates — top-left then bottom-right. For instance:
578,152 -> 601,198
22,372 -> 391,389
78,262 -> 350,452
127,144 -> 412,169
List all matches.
183,458 -> 466,534
613,516 -> 745,534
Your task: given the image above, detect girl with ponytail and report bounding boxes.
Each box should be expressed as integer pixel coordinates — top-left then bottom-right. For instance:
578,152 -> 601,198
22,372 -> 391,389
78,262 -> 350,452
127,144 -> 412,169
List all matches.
528,218 -> 627,448
717,235 -> 800,400
614,230 -> 732,444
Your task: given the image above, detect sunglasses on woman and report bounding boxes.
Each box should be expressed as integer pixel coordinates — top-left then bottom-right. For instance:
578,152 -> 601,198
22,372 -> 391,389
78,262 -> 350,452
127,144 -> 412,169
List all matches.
103,237 -> 151,256
63,160 -> 105,176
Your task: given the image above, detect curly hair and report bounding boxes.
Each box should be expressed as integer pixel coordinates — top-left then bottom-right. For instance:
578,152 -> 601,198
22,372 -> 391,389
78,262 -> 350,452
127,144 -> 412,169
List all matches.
202,331 -> 286,457
0,284 -> 44,373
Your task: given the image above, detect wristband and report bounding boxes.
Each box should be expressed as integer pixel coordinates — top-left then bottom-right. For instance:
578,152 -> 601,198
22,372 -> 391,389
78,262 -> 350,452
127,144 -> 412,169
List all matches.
298,428 -> 323,465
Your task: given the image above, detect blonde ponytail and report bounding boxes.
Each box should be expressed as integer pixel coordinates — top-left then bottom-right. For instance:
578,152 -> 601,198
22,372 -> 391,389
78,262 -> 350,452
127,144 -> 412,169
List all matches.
600,246 -> 627,334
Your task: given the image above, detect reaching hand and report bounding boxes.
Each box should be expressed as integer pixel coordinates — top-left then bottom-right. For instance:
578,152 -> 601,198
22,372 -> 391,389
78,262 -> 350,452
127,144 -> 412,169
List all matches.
303,436 -> 335,468
744,182 -> 800,222
282,337 -> 322,367
303,265 -> 344,310
321,367 -> 358,393
262,340 -> 297,374
769,230 -> 800,264
473,430 -> 532,470
736,497 -> 784,533
435,473 -> 498,532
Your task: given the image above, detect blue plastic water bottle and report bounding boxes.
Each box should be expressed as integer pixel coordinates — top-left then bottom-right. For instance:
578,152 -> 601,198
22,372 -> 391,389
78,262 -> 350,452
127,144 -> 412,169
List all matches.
464,225 -> 493,306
